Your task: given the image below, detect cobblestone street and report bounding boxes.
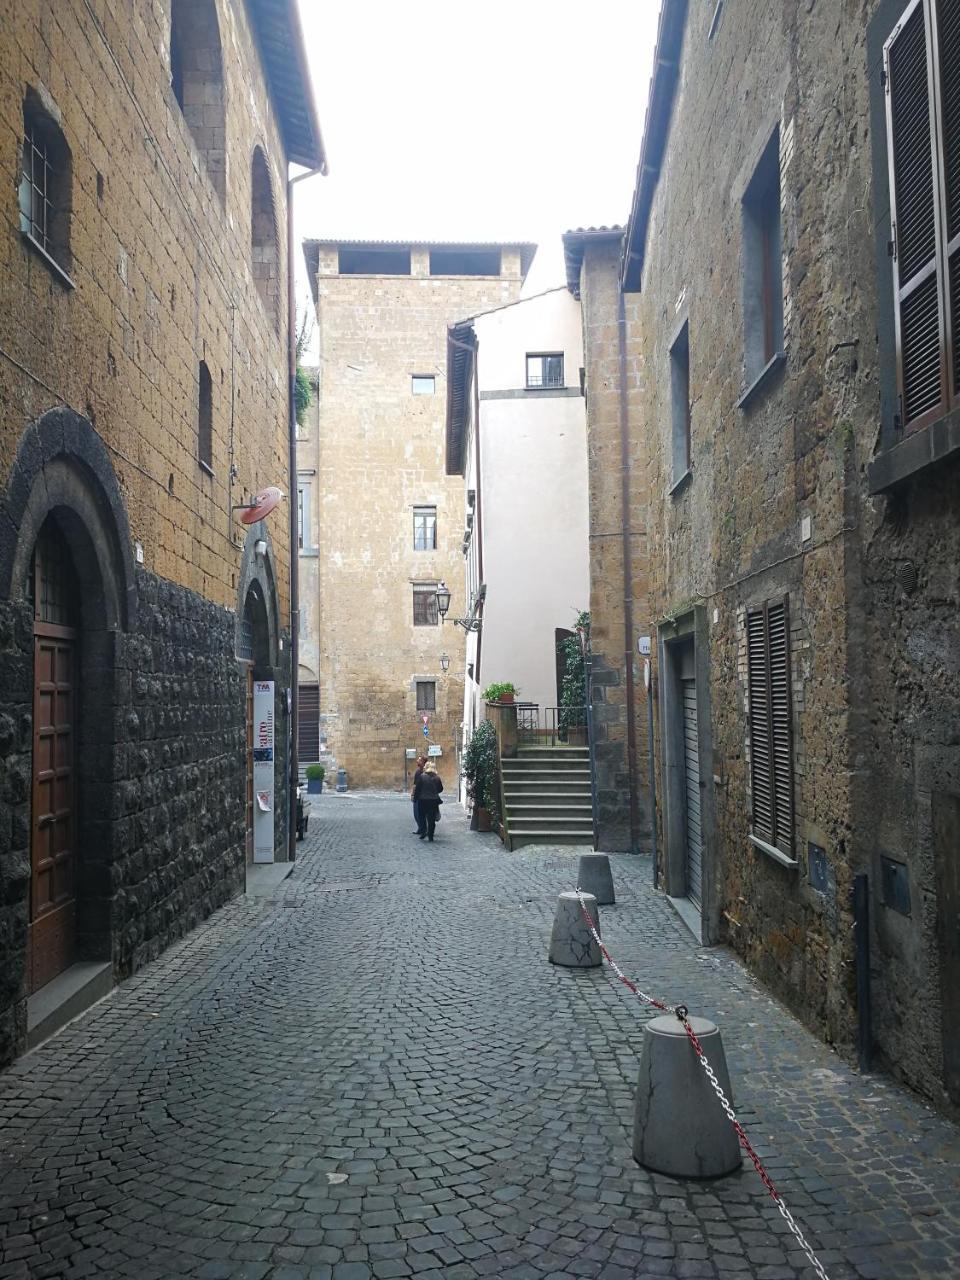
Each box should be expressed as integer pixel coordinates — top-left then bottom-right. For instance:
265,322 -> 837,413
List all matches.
1,795 -> 958,1280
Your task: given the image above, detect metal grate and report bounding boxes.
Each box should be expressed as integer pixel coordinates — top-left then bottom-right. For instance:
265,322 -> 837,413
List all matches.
20,122 -> 54,253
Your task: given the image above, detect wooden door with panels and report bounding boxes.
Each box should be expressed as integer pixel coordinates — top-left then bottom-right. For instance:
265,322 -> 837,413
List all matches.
28,523 -> 79,994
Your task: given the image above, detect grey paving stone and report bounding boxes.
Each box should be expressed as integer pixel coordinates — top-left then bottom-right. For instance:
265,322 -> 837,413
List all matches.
0,798 -> 956,1280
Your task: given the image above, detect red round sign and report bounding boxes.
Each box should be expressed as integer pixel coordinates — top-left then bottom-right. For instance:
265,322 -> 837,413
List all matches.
240,486 -> 284,525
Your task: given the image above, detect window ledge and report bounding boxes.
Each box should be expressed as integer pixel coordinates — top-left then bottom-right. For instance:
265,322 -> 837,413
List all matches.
737,351 -> 786,411
868,405 -> 960,493
524,384 -> 566,393
198,459 -> 215,479
21,231 -> 75,290
299,548 -> 319,558
749,833 -> 798,868
669,468 -> 692,498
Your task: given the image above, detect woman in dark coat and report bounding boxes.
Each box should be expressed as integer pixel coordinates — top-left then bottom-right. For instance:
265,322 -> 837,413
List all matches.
411,755 -> 427,835
414,761 -> 443,841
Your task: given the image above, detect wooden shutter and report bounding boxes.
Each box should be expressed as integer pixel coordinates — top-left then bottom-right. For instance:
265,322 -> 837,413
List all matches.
298,684 -> 320,762
747,598 -> 794,856
935,0 -> 960,398
885,0 -> 949,431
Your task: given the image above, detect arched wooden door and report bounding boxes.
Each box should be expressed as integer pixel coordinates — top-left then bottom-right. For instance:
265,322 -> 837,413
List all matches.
28,522 -> 79,993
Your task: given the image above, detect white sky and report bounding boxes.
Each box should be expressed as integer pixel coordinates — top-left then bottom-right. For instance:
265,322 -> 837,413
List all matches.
293,0 -> 661,310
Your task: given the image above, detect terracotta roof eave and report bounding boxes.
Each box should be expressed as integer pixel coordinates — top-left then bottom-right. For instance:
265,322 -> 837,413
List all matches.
246,0 -> 327,172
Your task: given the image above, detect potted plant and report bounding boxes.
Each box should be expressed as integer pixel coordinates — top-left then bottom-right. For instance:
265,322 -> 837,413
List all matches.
482,681 -> 517,705
305,763 -> 325,794
462,720 -> 499,832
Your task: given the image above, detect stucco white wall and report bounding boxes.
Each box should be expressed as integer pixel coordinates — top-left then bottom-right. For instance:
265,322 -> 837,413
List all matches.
465,289 -> 589,724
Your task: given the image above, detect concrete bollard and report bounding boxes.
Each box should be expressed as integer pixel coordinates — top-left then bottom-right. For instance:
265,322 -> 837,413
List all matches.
577,853 -> 615,906
632,1014 -> 741,1178
548,891 -> 601,967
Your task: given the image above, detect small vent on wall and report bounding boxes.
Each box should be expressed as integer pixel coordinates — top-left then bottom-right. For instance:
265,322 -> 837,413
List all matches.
895,561 -> 918,594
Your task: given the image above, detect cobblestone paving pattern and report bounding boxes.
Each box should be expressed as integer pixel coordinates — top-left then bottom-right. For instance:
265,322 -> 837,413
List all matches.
1,794 -> 958,1280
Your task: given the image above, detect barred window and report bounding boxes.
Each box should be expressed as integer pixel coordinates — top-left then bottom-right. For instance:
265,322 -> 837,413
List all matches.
19,92 -> 72,273
526,353 -> 564,389
416,681 -> 436,711
413,583 -> 438,627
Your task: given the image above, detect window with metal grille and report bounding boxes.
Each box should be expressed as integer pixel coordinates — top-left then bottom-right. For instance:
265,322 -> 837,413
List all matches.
741,129 -> 784,389
884,0 -> 960,433
526,353 -> 564,389
413,583 -> 438,626
198,361 -> 213,472
746,597 -> 794,859
298,685 -> 320,762
19,92 -> 71,273
413,506 -> 437,550
416,681 -> 436,711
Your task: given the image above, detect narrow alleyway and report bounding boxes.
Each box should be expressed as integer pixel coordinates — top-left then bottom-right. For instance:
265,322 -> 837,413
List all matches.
0,797 -> 958,1280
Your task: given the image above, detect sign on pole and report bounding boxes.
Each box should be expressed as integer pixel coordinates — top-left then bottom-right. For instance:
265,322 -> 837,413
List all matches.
253,680 -> 275,864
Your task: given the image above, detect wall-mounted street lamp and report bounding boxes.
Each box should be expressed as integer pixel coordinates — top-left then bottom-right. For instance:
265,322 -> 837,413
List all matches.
440,652 -> 450,673
435,580 -> 480,632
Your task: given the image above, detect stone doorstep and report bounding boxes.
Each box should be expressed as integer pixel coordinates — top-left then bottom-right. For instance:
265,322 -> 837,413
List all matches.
668,893 -> 704,945
245,861 -> 296,898
26,960 -> 114,1051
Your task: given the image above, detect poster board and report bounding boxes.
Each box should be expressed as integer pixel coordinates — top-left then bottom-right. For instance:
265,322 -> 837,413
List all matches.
252,680 -> 275,863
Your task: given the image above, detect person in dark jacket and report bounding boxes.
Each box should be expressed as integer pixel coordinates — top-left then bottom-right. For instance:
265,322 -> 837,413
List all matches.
411,755 -> 427,835
413,761 -> 443,841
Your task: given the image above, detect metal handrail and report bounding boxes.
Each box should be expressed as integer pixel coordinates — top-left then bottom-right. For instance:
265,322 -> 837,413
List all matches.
517,705 -> 588,748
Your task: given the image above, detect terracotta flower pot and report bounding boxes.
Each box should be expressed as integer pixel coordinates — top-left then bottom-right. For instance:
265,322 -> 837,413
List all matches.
498,692 -> 514,705
475,806 -> 492,832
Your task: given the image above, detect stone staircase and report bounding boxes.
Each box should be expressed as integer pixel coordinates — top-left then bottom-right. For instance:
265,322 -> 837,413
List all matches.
500,745 -> 594,849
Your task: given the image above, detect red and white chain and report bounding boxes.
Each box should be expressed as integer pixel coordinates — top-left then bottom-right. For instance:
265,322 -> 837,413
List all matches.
575,890 -> 830,1280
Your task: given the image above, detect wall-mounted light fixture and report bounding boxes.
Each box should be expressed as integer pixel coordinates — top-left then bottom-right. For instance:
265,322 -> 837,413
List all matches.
440,652 -> 450,672
254,538 -> 267,557
435,580 -> 480,631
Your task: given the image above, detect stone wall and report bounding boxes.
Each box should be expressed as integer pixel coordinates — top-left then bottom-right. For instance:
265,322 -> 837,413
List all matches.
310,246 -> 526,789
0,0 -> 292,615
577,238 -> 651,852
612,0 -> 960,1110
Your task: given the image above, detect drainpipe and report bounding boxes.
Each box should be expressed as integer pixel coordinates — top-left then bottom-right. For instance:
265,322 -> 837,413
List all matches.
617,288 -> 641,855
286,164 -> 323,861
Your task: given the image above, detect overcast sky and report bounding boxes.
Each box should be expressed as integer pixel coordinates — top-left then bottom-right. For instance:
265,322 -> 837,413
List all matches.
293,0 -> 661,309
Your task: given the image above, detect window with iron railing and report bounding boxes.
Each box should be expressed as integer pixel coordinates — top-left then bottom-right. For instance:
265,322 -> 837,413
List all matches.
526,353 -> 564,389
19,92 -> 72,276
413,583 -> 438,626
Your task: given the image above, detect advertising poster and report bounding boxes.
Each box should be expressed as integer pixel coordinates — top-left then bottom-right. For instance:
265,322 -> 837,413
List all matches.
253,680 -> 275,864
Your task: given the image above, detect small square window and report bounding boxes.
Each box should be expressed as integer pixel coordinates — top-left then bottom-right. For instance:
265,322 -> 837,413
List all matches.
526,353 -> 564,389
416,681 -> 436,712
414,506 -> 437,551
413,583 -> 438,626
412,375 -> 435,395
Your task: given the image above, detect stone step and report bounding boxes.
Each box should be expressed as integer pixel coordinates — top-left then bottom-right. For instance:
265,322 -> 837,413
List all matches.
502,785 -> 592,799
511,831 -> 595,849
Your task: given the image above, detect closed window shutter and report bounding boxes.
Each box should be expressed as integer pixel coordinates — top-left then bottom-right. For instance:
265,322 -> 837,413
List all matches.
936,0 -> 960,398
747,598 -> 794,856
298,685 -> 320,762
885,0 -> 949,430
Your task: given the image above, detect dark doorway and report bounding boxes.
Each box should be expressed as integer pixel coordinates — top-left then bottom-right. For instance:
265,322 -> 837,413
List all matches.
28,521 -> 80,993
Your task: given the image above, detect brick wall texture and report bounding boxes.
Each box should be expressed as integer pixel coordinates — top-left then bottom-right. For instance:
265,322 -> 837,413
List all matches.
0,1 -> 297,1067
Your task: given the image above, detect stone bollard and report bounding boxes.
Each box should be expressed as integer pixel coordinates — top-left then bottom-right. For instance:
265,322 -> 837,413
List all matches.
632,1014 -> 741,1178
548,891 -> 601,968
577,853 -> 615,905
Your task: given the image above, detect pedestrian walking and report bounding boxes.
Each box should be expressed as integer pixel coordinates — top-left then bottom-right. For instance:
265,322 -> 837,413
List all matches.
414,760 -> 443,842
411,755 -> 427,835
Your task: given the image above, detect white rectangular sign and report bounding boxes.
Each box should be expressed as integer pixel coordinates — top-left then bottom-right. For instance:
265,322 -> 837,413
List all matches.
252,680 -> 275,864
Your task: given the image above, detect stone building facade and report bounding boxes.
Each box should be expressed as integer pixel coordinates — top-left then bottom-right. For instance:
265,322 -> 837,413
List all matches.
577,0 -> 959,1111
302,241 -> 533,790
0,1 -> 324,1065
562,228 -> 652,854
